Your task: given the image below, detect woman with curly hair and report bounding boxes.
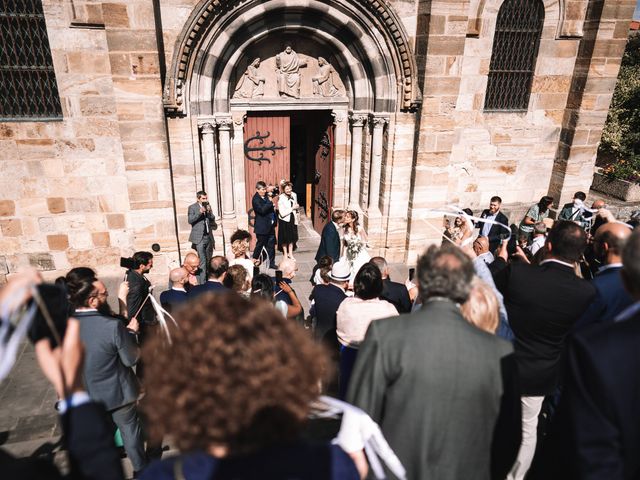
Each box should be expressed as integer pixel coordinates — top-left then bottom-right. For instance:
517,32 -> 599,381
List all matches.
139,293 -> 359,479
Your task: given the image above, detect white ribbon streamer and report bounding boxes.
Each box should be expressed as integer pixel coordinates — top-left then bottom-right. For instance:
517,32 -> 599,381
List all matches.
422,205 -> 512,247
0,286 -> 37,382
147,293 -> 178,344
318,395 -> 407,480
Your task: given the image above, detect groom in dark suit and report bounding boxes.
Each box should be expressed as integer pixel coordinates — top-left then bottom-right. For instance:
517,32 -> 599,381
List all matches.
315,209 -> 345,263
251,181 -> 277,269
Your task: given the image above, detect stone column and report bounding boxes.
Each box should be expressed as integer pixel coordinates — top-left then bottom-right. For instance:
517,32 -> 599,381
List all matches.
199,122 -> 220,217
368,115 -> 388,216
216,116 -> 235,220
348,114 -> 367,211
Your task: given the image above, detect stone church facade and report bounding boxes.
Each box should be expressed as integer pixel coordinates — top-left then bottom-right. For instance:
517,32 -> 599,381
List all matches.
0,0 -> 636,283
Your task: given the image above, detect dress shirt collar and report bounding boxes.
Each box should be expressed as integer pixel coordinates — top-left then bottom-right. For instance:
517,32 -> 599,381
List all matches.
171,287 -> 187,292
539,258 -> 575,269
598,263 -> 622,273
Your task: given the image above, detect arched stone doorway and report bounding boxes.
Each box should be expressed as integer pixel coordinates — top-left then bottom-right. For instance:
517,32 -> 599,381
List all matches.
164,0 -> 420,256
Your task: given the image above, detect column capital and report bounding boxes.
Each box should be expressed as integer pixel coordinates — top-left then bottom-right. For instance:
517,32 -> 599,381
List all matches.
215,116 -> 233,130
199,122 -> 215,134
349,113 -> 368,127
370,115 -> 389,128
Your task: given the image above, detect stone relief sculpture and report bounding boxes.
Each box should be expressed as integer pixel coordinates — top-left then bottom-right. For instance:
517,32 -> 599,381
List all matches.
233,58 -> 266,98
275,45 -> 307,98
312,57 -> 340,97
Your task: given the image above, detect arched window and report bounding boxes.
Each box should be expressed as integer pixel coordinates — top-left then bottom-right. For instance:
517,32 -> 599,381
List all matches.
0,0 -> 62,120
484,0 -> 545,111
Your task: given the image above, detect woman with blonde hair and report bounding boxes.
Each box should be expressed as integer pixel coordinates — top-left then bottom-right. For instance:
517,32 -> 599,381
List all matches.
460,277 -> 500,334
229,229 -> 255,279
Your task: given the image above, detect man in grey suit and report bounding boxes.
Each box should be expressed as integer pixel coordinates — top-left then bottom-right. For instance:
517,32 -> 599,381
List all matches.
188,190 -> 217,284
70,271 -> 148,475
347,244 -> 521,480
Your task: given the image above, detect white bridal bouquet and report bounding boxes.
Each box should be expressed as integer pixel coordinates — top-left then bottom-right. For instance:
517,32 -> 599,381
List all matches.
346,236 -> 364,263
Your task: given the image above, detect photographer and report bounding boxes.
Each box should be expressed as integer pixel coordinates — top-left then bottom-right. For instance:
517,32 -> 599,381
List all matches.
125,252 -> 156,344
188,191 -> 217,283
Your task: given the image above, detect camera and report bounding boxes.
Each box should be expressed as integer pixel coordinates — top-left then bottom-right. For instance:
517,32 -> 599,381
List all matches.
498,232 -> 510,241
270,186 -> 280,197
120,257 -> 136,270
201,201 -> 210,208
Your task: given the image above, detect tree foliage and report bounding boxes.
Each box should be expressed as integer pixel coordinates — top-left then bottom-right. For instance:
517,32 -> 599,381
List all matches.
598,33 -> 640,182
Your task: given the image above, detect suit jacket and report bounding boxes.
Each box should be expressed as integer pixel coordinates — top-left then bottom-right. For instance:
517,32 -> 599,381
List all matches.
347,300 -> 521,480
315,222 -> 341,262
126,270 -> 156,325
1,402 -> 124,480
558,202 -> 588,228
252,192 -> 275,235
75,310 -> 140,411
188,202 -> 217,244
381,278 -> 412,314
310,283 -> 347,344
574,265 -> 633,330
188,280 -> 228,299
480,209 -> 509,253
159,288 -> 188,312
494,260 -> 596,395
530,309 -> 640,479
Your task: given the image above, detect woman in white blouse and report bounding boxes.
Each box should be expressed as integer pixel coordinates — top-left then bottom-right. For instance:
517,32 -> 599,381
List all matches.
277,181 -> 300,261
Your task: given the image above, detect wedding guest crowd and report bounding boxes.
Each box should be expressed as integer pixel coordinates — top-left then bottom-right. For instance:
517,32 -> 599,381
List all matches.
2,185 -> 640,480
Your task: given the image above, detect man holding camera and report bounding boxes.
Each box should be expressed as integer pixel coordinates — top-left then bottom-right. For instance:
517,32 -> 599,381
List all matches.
188,191 -> 217,283
252,181 -> 277,269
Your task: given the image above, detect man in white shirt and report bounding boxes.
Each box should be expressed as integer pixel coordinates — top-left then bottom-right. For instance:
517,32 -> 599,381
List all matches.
526,222 -> 547,257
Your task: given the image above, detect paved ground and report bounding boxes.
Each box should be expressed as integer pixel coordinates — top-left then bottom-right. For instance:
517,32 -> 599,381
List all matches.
0,211 -> 409,476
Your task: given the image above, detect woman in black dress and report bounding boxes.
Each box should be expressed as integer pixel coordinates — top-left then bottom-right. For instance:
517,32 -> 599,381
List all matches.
277,181 -> 299,260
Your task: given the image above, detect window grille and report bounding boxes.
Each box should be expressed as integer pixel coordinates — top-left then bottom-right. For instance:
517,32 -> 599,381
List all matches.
484,0 -> 545,111
0,0 -> 62,120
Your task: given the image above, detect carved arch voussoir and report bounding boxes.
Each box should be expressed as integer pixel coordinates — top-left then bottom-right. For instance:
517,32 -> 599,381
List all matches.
163,0 -> 421,116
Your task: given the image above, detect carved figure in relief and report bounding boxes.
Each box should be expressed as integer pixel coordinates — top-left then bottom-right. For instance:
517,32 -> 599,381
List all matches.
312,57 -> 340,97
275,46 -> 307,98
233,58 -> 266,98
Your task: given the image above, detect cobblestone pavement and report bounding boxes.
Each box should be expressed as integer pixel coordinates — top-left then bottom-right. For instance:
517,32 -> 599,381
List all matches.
0,213 -> 410,477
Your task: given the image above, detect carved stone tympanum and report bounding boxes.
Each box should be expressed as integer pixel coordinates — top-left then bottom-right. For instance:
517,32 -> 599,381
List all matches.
276,46 -> 307,98
233,58 -> 266,98
312,57 -> 340,97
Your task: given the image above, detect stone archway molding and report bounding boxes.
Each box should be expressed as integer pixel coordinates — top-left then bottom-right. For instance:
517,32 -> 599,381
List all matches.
467,0 -> 586,38
162,0 -> 421,115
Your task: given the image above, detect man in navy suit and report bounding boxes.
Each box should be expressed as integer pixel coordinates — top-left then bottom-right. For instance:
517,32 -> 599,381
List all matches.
574,221 -> 633,330
530,228 -> 640,479
251,181 -> 277,269
315,209 -> 345,263
160,267 -> 189,312
188,256 -> 229,298
310,260 -> 350,344
479,196 -> 510,254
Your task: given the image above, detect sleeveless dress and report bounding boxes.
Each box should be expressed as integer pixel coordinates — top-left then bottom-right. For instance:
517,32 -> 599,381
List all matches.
341,228 -> 370,283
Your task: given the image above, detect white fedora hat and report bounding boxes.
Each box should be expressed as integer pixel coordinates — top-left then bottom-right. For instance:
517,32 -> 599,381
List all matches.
328,260 -> 351,281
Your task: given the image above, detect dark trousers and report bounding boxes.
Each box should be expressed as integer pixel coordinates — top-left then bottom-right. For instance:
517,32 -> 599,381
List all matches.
339,345 -> 359,400
193,234 -> 212,284
111,402 -> 147,472
253,233 -> 276,266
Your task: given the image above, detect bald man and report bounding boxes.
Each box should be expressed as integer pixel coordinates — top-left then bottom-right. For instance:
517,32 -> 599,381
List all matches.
472,236 -> 494,265
575,221 -> 634,329
159,267 -> 189,312
182,252 -> 201,288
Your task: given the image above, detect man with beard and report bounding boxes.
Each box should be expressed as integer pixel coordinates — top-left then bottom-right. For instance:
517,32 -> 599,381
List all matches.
64,268 -> 148,476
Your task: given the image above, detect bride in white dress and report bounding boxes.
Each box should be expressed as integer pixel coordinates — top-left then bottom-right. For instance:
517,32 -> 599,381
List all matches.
340,210 -> 371,284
